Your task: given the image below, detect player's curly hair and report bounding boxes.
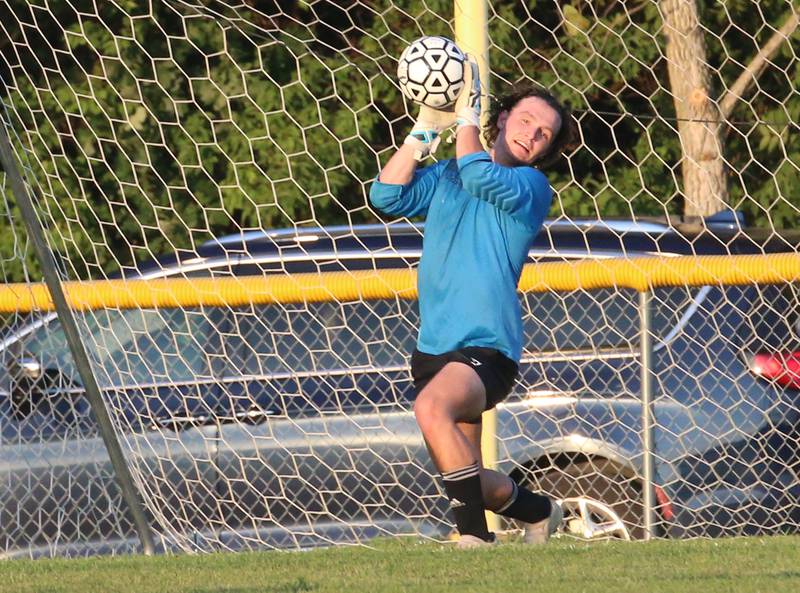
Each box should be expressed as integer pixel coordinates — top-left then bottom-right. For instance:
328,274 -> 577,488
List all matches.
483,82 -> 577,169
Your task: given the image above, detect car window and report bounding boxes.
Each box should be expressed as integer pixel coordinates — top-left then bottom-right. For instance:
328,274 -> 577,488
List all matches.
16,316 -> 81,385
228,299 -> 418,376
522,286 -> 702,354
22,308 -> 218,386
735,284 -> 800,352
651,286 -> 711,348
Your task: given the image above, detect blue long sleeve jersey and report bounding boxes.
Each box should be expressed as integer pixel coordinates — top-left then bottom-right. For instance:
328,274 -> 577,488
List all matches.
369,151 -> 552,363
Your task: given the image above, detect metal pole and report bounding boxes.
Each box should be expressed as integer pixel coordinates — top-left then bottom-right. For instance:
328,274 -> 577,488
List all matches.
639,290 -> 656,540
0,123 -> 157,555
455,0 -> 497,533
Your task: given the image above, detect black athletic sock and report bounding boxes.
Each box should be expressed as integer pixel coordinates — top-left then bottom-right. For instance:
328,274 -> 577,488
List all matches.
495,479 -> 552,524
441,462 -> 492,541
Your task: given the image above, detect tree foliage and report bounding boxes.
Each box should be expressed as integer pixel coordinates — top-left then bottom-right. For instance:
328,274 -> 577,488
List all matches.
0,0 -> 797,282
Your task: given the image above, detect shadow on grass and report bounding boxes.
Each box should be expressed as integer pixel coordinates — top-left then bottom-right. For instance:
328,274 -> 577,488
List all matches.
188,577 -> 315,593
666,571 -> 800,582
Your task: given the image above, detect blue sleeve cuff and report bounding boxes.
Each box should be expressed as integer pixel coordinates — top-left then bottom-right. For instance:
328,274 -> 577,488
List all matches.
369,176 -> 405,208
372,175 -> 406,188
371,176 -> 408,191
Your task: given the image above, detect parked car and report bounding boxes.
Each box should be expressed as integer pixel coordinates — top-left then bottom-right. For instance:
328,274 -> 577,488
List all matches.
1,217 -> 799,557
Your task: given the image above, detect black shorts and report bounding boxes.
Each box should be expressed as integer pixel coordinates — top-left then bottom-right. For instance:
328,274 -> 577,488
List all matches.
410,347 -> 519,413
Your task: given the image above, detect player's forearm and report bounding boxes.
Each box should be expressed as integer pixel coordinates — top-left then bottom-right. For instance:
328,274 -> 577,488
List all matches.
378,144 -> 419,185
456,125 -> 484,159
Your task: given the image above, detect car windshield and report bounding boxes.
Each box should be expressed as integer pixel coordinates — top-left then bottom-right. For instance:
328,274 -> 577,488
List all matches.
20,308 -> 214,387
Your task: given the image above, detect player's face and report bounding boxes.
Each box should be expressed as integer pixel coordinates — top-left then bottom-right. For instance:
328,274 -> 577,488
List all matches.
494,97 -> 562,167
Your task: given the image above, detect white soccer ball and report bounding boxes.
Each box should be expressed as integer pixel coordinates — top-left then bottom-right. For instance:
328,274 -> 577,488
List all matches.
397,36 -> 466,109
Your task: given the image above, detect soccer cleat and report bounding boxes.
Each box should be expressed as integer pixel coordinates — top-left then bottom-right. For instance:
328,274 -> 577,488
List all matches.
523,499 -> 563,544
456,533 -> 497,549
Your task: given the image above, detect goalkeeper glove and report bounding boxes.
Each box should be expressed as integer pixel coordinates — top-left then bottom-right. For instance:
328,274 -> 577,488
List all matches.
455,56 -> 482,132
403,105 -> 456,161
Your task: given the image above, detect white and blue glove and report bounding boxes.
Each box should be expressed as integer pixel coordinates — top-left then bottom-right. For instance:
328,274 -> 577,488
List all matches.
455,55 -> 482,132
403,56 -> 483,159
403,105 -> 456,161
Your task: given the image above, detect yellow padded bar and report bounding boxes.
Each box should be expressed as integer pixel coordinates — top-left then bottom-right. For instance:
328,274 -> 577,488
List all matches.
0,269 -> 417,313
518,252 -> 800,293
1,253 -> 798,313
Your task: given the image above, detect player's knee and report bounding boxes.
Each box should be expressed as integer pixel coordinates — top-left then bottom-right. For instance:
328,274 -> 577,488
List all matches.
412,393 -> 432,427
413,391 -> 446,432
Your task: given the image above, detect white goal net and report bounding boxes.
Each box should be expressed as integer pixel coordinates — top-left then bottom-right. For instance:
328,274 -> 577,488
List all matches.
0,0 -> 798,556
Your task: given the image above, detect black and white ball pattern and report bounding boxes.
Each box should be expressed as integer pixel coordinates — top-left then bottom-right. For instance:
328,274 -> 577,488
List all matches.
397,36 -> 465,109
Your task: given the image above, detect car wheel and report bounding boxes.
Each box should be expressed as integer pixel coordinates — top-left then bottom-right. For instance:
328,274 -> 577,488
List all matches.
526,459 -> 645,541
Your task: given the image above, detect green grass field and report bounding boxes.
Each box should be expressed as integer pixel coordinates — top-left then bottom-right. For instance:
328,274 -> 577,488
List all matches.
2,535 -> 799,593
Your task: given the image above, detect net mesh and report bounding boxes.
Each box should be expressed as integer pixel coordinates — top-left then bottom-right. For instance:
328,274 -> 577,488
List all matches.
0,0 -> 798,556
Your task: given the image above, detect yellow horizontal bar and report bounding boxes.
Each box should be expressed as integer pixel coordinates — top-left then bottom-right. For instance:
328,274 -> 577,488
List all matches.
519,252 -> 800,293
0,269 -> 418,313
1,253 -> 798,314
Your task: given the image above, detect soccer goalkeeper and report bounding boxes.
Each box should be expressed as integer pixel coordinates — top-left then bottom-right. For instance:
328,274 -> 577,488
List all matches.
369,58 -> 575,547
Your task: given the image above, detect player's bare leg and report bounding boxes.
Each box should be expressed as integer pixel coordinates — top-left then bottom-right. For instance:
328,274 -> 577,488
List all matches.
414,363 -> 561,546
459,420 -> 563,544
413,362 -> 495,543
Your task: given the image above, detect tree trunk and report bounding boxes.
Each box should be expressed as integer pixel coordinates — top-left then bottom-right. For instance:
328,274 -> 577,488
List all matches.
660,0 -> 729,219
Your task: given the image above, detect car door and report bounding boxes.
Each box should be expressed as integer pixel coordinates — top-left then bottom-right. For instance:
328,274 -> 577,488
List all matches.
213,259 -> 439,548
0,305 -> 225,555
0,312 -> 122,556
